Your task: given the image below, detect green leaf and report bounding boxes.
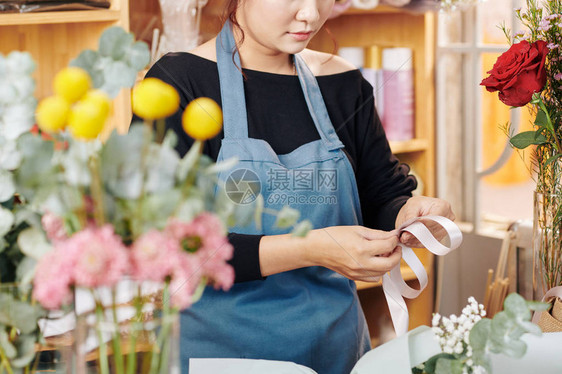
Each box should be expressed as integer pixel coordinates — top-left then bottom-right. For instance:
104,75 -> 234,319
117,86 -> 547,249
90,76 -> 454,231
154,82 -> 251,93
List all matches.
102,60 -> 137,98
70,49 -> 104,88
517,320 -> 542,336
204,157 -> 239,175
526,300 -> 551,312
421,353 -> 456,374
545,154 -> 562,166
0,293 -> 41,334
274,206 -> 300,228
125,41 -> 150,71
17,227 -> 52,261
504,293 -> 531,321
0,205 -> 14,238
509,130 -> 547,149
501,339 -> 527,358
16,256 -> 37,287
177,141 -> 202,182
291,220 -> 313,237
0,169 -> 15,203
98,26 -> 134,60
469,318 -> 491,351
534,108 -> 549,128
10,333 -> 37,368
0,328 -> 16,359
434,357 -> 463,374
176,196 -> 205,223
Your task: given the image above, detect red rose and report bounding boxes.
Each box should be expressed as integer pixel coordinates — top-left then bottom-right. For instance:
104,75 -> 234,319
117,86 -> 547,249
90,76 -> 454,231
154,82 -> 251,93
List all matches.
480,40 -> 548,107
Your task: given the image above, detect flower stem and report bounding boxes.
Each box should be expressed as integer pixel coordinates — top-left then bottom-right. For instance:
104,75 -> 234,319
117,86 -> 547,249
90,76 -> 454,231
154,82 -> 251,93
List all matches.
94,301 -> 110,374
148,282 -> 171,374
111,288 -> 125,374
88,155 -> 106,227
126,285 -> 143,374
0,347 -> 13,374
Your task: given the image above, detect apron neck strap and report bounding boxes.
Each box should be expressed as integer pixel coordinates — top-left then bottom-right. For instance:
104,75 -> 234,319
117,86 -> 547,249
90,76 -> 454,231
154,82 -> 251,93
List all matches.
216,20 -> 249,139
294,54 -> 343,151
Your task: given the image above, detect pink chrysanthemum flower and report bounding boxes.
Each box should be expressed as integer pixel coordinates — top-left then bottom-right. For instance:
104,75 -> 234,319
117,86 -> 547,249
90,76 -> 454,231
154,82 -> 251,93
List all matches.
165,213 -> 234,292
68,225 -> 129,288
130,229 -> 180,282
168,253 -> 202,310
33,249 -> 73,310
41,211 -> 67,243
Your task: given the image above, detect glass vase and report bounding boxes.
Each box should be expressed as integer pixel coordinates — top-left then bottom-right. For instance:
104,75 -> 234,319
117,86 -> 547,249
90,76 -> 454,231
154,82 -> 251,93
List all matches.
533,191 -> 562,300
72,309 -> 180,374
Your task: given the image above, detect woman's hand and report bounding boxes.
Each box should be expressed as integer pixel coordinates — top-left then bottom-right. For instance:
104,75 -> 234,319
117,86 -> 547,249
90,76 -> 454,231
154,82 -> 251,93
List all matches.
303,226 -> 401,282
395,196 -> 456,248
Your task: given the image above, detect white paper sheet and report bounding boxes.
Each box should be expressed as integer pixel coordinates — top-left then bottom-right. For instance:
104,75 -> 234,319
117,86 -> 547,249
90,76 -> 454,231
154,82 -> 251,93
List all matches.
189,359 -> 318,374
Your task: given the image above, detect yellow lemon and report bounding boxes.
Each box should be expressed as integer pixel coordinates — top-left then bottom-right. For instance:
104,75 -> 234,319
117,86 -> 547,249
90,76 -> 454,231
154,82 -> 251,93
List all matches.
67,95 -> 110,140
182,97 -> 223,141
132,78 -> 180,120
53,67 -> 92,104
36,95 -> 70,133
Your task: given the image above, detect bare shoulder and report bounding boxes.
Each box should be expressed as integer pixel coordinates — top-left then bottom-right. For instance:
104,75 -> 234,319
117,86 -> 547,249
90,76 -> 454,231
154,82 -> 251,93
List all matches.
189,38 -> 217,62
299,49 -> 357,76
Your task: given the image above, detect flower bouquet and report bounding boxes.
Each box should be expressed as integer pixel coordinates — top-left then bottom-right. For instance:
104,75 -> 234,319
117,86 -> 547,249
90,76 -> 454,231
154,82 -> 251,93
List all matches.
1,26 -> 308,374
480,0 -> 562,309
349,295 -> 551,374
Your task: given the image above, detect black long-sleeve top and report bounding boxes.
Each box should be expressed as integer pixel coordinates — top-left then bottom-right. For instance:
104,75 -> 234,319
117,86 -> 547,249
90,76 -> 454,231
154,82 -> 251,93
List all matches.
140,52 -> 417,283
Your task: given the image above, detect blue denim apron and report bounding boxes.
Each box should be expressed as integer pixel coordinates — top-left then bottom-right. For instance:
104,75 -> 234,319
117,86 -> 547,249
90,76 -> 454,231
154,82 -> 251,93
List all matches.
180,22 -> 371,374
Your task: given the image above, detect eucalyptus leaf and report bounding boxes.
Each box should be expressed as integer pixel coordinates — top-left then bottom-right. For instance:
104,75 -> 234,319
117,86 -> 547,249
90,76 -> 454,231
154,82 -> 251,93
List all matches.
274,206 -> 300,228
2,102 -> 35,140
145,143 -> 180,194
141,190 -> 182,230
125,41 -> 150,71
205,157 -> 239,175
0,169 -> 15,202
17,227 -> 52,261
0,205 -> 14,237
0,328 -> 16,359
101,126 -> 146,199
500,339 -> 527,358
291,220 -> 313,237
422,353 -> 456,374
99,26 -> 134,60
10,333 -> 37,368
469,318 -> 491,352
434,357 -> 463,374
16,256 -> 37,286
176,196 -> 205,223
102,60 -> 137,97
0,138 -> 22,170
510,130 -> 547,149
517,320 -> 542,336
0,293 -> 41,334
177,141 -> 203,182
70,49 -> 104,88
504,293 -> 531,321
526,300 -> 551,311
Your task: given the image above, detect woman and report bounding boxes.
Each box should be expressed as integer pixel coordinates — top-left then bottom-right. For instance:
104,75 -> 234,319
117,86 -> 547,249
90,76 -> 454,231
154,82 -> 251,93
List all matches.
144,0 -> 454,372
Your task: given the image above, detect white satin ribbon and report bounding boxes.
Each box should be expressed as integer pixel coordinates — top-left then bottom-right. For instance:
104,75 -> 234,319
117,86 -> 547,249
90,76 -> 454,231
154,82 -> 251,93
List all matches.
531,285 -> 562,324
382,215 -> 463,336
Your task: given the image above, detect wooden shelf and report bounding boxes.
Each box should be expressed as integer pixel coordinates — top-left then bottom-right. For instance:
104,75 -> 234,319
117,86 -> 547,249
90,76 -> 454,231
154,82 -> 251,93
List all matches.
389,138 -> 429,154
0,10 -> 122,26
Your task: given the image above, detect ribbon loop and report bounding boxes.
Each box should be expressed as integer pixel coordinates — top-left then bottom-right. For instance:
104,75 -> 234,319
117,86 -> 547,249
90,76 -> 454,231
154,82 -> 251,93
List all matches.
382,215 -> 462,336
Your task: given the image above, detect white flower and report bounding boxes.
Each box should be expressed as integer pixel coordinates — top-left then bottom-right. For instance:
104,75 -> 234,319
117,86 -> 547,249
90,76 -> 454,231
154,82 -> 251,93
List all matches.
432,313 -> 441,326
454,342 -> 464,354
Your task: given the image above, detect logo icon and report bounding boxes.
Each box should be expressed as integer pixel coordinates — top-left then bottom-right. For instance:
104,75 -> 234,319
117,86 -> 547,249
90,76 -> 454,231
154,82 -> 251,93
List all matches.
225,169 -> 261,204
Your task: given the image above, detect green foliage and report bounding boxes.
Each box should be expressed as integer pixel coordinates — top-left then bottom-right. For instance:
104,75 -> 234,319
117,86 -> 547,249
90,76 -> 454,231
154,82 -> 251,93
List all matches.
71,26 -> 150,98
417,293 -> 549,374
